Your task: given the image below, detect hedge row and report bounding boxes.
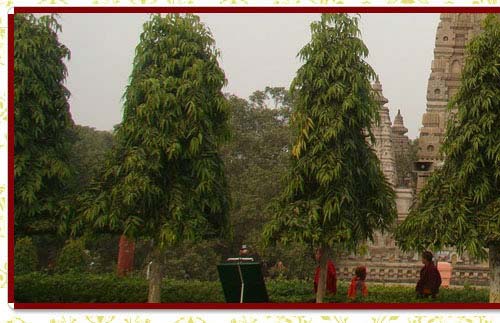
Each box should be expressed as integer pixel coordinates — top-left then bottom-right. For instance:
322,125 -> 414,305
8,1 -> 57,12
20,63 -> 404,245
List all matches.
15,272 -> 489,303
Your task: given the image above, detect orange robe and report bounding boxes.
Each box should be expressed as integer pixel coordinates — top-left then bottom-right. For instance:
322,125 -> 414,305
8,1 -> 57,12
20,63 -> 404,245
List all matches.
347,277 -> 368,299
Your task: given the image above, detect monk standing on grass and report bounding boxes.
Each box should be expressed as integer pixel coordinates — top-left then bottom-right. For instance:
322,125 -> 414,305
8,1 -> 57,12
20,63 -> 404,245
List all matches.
348,266 -> 368,300
416,251 -> 442,298
313,248 -> 337,295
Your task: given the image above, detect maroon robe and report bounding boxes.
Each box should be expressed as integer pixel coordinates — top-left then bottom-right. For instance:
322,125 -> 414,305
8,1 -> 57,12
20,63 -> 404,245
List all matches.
314,260 -> 337,294
416,262 -> 442,296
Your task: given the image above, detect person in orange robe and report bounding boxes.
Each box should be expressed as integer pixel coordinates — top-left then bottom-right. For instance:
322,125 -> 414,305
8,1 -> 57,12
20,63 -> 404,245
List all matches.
313,248 -> 337,295
348,266 -> 368,300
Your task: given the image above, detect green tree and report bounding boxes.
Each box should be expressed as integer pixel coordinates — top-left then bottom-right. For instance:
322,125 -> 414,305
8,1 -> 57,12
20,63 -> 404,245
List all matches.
81,14 -> 230,303
68,125 -> 114,190
55,239 -> 90,274
249,90 -> 267,109
394,139 -> 419,188
263,14 -> 396,303
221,94 -> 292,256
14,14 -> 74,236
14,237 -> 38,275
265,86 -> 289,108
395,14 -> 500,303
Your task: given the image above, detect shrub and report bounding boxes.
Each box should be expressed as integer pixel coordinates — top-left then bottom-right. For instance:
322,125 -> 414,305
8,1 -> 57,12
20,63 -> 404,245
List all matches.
14,272 -> 489,303
14,273 -> 222,303
55,239 -> 90,274
14,237 -> 38,275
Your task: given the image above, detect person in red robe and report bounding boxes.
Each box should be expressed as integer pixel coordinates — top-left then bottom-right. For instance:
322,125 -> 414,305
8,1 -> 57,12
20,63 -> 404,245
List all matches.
313,248 -> 337,295
347,266 -> 368,300
416,251 -> 442,298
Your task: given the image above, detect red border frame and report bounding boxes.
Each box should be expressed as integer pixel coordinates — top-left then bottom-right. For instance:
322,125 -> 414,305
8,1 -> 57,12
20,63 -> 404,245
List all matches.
8,6 -> 500,310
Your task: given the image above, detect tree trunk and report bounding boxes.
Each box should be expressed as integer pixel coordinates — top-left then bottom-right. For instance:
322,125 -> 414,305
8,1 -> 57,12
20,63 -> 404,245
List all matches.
147,247 -> 164,303
489,244 -> 500,303
117,235 -> 135,277
315,245 -> 329,303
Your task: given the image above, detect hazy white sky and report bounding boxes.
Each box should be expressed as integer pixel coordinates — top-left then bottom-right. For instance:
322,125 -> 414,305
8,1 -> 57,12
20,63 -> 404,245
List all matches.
57,13 -> 440,139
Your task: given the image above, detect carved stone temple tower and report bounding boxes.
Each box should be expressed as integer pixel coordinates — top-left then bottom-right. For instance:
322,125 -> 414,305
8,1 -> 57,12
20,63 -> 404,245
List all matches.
392,110 -> 409,161
392,110 -> 411,187
414,14 -> 489,193
371,80 -> 397,187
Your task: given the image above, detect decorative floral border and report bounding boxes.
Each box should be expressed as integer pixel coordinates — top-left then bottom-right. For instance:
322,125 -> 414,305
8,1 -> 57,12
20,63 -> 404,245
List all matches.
2,1 -> 500,322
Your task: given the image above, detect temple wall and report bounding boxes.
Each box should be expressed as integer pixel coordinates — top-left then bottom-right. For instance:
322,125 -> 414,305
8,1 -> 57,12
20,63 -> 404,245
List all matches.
336,260 -> 489,286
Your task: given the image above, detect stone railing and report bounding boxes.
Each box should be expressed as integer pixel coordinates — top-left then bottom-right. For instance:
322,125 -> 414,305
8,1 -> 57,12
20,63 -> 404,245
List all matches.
336,261 -> 489,286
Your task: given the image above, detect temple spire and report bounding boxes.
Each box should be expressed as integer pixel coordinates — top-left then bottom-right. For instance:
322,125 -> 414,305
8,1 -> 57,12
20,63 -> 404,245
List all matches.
414,13 -> 490,193
370,81 -> 397,186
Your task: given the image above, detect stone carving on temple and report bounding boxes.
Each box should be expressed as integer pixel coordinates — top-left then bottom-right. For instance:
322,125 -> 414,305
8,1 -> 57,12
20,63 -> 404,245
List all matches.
414,13 -> 490,194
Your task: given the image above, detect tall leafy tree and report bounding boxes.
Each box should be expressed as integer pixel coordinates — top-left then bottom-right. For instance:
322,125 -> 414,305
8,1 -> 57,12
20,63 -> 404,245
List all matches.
82,14 -> 230,303
14,14 -> 74,236
263,14 -> 396,303
395,14 -> 500,303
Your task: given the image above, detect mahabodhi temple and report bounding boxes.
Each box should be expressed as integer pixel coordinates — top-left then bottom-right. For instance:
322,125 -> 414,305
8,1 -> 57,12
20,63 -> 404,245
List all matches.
336,13 -> 497,286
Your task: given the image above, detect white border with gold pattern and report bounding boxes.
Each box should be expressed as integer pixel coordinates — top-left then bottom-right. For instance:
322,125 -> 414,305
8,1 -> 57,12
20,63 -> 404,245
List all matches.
2,1 -> 500,322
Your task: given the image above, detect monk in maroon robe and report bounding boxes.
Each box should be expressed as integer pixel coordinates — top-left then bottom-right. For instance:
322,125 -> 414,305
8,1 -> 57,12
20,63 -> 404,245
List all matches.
416,251 -> 442,298
313,248 -> 337,295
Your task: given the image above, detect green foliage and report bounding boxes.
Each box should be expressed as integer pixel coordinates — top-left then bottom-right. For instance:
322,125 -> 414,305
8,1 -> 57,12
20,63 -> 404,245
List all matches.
55,239 -> 90,274
162,240 -> 222,281
15,273 -> 488,303
264,242 -> 316,280
14,237 -> 38,275
15,272 -> 149,303
395,14 -> 500,259
394,139 -> 419,188
249,90 -> 267,109
83,234 -> 120,273
81,14 -> 230,247
61,126 -> 115,236
68,126 -> 114,191
14,272 -> 224,303
263,14 -> 396,253
14,14 -> 74,235
221,93 -> 292,254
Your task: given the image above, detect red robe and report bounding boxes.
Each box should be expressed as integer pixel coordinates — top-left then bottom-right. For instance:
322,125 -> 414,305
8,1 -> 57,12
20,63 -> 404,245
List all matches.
314,260 -> 337,294
347,277 -> 368,299
416,262 -> 442,296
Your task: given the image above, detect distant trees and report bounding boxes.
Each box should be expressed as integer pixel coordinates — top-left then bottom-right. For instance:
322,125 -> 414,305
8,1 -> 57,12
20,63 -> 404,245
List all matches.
81,14 -> 231,303
394,139 -> 419,188
263,14 -> 397,303
222,93 -> 291,253
68,125 -> 114,191
395,14 -> 500,303
14,14 -> 74,236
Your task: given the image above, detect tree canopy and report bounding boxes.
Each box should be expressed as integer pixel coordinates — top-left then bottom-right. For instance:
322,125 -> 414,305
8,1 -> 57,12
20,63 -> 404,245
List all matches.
263,13 -> 396,257
14,14 -> 74,236
81,13 -> 231,247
